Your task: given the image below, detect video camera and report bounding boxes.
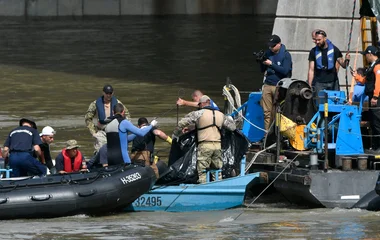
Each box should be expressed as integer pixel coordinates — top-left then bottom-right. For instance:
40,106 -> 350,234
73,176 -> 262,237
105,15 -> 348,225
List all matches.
253,50 -> 268,62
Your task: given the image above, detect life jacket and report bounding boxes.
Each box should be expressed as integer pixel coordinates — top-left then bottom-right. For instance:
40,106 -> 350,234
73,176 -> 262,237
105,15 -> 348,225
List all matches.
95,96 -> 118,124
364,59 -> 380,98
209,100 -> 220,111
196,107 -> 224,142
315,39 -> 335,70
62,148 -> 83,172
105,114 -> 125,165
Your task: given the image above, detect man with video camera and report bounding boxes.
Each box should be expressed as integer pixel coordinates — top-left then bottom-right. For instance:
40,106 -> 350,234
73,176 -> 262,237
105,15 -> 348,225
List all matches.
258,34 -> 292,131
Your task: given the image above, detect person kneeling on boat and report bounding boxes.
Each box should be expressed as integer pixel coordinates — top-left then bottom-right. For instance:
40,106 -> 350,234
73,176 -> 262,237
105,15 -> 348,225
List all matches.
105,103 -> 158,166
130,117 -> 172,177
55,139 -> 87,174
2,117 -> 47,177
174,95 -> 236,183
86,144 -> 108,169
33,126 -> 57,174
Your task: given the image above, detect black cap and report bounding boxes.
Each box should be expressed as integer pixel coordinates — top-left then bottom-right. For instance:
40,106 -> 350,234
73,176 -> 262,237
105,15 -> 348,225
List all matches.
268,35 -> 281,47
360,46 -> 378,55
267,34 -> 281,47
19,117 -> 37,129
103,84 -> 113,94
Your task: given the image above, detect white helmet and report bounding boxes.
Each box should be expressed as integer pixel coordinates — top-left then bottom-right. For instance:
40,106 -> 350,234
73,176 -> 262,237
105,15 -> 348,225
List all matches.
40,126 -> 56,137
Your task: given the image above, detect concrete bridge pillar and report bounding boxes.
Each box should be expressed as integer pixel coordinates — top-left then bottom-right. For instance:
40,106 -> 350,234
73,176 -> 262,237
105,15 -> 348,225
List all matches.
0,0 -> 278,17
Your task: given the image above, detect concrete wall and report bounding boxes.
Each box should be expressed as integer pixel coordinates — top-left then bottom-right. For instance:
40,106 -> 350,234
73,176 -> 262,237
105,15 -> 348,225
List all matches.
273,0 -> 363,86
0,0 -> 278,17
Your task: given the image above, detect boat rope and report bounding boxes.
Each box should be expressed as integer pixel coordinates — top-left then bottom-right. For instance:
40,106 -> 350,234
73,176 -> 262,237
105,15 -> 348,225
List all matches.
244,143 -> 276,173
223,85 -> 267,134
223,85 -> 243,127
232,154 -> 299,221
176,88 -> 185,126
164,185 -> 189,211
345,0 -> 357,100
155,104 -> 178,120
348,34 -> 361,104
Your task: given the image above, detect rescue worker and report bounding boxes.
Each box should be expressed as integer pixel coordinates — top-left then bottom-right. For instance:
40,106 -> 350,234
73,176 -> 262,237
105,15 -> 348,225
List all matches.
85,84 -> 131,152
177,90 -> 219,110
55,139 -> 86,174
36,126 -> 56,173
308,30 -> 350,94
174,95 -> 236,183
105,103 -> 158,165
2,117 -> 46,177
86,144 -> 108,169
130,117 -> 172,177
351,46 -> 380,153
311,29 -> 341,74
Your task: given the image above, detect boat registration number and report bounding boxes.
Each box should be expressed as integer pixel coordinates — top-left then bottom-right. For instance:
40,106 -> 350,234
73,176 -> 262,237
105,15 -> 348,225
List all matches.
120,172 -> 142,185
134,196 -> 162,207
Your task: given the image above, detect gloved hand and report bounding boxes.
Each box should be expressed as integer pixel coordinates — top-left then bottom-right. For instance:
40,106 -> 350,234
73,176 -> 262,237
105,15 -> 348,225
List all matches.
227,116 -> 234,122
150,119 -> 158,127
166,136 -> 173,144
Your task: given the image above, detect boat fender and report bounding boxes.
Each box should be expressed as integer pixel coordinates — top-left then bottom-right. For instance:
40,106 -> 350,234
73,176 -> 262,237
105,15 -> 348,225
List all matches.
31,194 -> 52,201
78,189 -> 97,197
0,198 -> 7,204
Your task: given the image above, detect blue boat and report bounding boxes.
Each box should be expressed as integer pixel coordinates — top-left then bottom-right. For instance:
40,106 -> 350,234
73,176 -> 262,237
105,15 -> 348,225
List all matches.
128,161 -> 262,212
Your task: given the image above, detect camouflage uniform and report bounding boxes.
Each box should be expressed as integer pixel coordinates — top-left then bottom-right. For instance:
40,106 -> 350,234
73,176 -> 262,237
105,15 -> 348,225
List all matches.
197,142 -> 223,183
176,109 -> 236,183
84,99 -> 130,152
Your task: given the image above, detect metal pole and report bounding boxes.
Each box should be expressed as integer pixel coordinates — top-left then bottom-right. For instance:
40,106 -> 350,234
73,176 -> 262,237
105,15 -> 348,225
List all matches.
324,92 -> 329,170
276,105 -> 281,163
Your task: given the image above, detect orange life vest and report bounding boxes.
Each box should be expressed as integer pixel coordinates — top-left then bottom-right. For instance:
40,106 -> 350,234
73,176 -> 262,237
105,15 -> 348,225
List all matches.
62,148 -> 83,173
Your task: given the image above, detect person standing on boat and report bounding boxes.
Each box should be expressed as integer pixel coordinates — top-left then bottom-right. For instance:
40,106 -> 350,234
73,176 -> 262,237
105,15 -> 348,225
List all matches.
259,34 -> 293,130
105,103 -> 158,166
130,117 -> 172,177
2,118 -> 47,177
174,95 -> 236,183
55,140 -> 86,174
34,126 -> 56,174
351,46 -> 380,152
311,29 -> 341,74
177,90 -> 219,110
85,84 -> 131,153
307,30 -> 350,95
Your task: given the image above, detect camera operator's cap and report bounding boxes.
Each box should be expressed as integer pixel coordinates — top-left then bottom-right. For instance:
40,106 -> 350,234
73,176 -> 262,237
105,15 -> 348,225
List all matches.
66,139 -> 80,150
360,46 -> 378,55
267,34 -> 281,47
40,126 -> 56,137
199,95 -> 211,104
103,84 -> 113,94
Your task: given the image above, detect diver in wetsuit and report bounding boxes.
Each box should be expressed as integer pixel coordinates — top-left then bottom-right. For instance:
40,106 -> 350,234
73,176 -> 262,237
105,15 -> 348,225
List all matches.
105,103 -> 158,165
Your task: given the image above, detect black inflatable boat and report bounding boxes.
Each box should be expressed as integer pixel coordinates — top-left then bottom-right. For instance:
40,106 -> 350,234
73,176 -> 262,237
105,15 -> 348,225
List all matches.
0,164 -> 157,219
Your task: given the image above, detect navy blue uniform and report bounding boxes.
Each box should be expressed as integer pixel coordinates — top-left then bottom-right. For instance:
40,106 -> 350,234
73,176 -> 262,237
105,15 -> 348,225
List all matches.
4,126 -> 46,177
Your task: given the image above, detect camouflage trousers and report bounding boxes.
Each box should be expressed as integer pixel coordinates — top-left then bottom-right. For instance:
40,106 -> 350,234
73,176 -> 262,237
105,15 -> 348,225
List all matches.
94,130 -> 107,153
197,141 -> 222,183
